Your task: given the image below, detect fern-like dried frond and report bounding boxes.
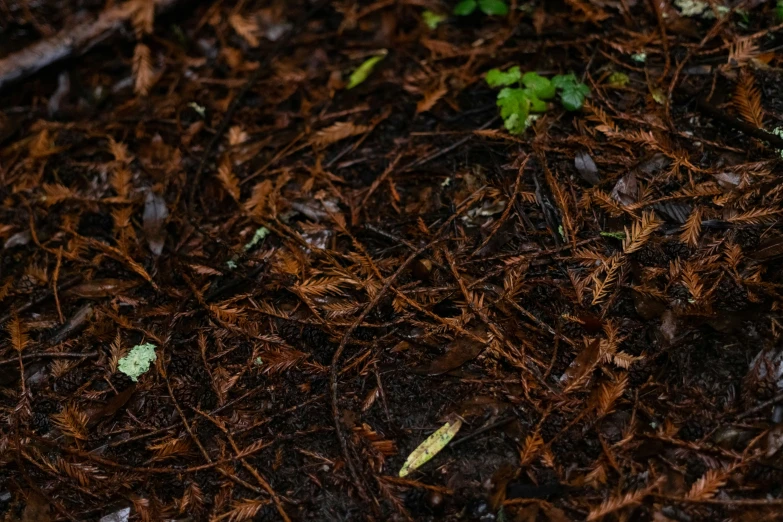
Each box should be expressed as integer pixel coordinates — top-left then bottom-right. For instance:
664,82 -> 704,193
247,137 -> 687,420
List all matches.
7,315 -> 29,352
724,242 -> 743,270
686,469 -> 726,500
587,486 -> 649,521
725,207 -> 780,225
179,481 -> 205,515
229,14 -> 260,47
623,211 -> 661,254
311,121 -> 370,148
132,43 -> 154,96
0,278 -> 12,303
131,0 -> 155,36
613,351 -> 643,369
51,404 -> 89,440
681,263 -> 704,301
519,432 -> 544,466
293,276 -> 348,297
258,347 -> 308,374
680,207 -> 702,247
110,168 -> 133,199
586,102 -> 619,134
244,179 -> 273,217
734,72 -> 764,129
108,138 -> 133,164
728,37 -> 759,66
591,255 -> 622,305
591,189 -> 625,217
147,437 -> 192,462
217,157 -> 240,201
41,183 -> 76,206
56,457 -> 104,487
574,247 -> 608,266
227,126 -> 248,147
226,498 -> 271,522
596,373 -> 628,417
417,85 -> 448,114
208,304 -> 244,324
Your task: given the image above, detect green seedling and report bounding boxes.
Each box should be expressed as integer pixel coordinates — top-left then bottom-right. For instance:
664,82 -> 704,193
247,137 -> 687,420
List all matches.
600,231 -> 626,240
485,67 -> 590,134
486,66 -> 521,87
454,0 -> 509,16
347,52 -> 386,89
551,73 -> 591,112
607,72 -> 630,87
422,10 -> 447,29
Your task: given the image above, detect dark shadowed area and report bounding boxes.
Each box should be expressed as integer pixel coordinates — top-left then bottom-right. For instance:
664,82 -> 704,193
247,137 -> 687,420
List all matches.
2,0 -> 783,520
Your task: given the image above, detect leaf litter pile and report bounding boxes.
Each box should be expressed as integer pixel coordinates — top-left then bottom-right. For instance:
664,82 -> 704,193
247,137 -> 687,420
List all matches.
3,0 -> 783,520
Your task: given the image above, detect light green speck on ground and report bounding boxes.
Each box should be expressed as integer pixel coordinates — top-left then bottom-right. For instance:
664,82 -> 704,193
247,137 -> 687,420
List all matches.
187,102 -> 206,118
422,10 -> 447,30
118,343 -> 157,382
632,53 -> 647,63
244,226 -> 270,251
254,357 -> 263,366
347,52 -> 387,89
773,128 -> 783,159
226,260 -> 237,270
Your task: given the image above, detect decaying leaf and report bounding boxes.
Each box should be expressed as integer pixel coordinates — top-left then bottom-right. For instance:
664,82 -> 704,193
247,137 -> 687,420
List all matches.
610,171 -> 638,206
412,334 -> 485,375
399,417 -> 462,477
574,150 -> 600,185
560,339 -> 601,389
143,190 -> 168,256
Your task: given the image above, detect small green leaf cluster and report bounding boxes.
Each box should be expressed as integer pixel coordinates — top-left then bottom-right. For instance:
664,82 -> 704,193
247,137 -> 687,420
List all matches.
454,0 -> 508,16
484,67 -> 591,134
551,73 -> 591,112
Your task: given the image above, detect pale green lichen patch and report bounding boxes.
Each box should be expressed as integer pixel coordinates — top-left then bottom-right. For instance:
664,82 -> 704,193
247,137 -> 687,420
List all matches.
674,0 -> 727,18
118,343 -> 157,382
774,127 -> 783,159
244,226 -> 270,251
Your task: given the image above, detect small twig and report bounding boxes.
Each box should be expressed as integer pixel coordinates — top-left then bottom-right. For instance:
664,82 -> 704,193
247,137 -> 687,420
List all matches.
402,116 -> 499,171
53,246 -> 64,324
450,417 -> 514,448
655,494 -> 783,507
735,390 -> 783,421
0,351 -> 98,367
0,275 -> 82,327
0,0 -> 178,90
695,98 -> 783,150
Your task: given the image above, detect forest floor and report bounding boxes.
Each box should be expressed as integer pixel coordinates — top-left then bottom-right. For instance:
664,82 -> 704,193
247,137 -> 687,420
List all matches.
2,1 -> 783,521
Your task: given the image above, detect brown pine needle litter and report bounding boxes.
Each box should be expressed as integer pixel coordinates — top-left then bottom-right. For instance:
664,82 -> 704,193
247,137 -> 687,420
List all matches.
2,1 -> 783,520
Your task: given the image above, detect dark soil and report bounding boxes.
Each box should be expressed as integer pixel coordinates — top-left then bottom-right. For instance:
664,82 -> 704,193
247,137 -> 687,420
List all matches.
2,1 -> 783,521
